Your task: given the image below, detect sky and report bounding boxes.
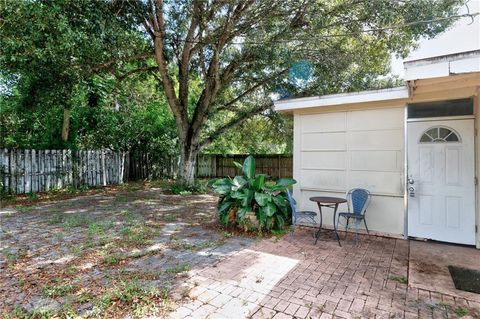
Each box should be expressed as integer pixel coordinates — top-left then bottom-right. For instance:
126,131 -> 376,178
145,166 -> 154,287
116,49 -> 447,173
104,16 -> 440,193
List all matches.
390,0 -> 480,78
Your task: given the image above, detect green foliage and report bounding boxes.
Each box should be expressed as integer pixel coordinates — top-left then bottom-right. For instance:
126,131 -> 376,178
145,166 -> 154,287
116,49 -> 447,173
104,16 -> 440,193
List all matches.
454,306 -> 469,317
170,181 -> 207,195
42,282 -> 76,298
210,156 -> 296,232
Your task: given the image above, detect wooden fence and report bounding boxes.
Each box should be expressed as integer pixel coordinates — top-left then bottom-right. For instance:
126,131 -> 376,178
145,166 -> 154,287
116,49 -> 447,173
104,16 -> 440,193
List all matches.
128,153 -> 293,180
0,149 -> 292,194
0,149 -> 128,194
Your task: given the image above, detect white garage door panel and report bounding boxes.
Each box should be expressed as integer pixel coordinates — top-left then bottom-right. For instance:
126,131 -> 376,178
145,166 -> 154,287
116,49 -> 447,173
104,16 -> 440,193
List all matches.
350,150 -> 402,172
348,108 -> 404,131
301,151 -> 346,169
349,171 -> 403,195
300,112 -> 346,133
300,169 -> 346,190
301,132 -> 346,151
348,130 -> 403,150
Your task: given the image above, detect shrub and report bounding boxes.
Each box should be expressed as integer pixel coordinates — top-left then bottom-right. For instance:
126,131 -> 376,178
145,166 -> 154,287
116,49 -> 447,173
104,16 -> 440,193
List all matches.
170,180 -> 207,195
210,155 -> 296,232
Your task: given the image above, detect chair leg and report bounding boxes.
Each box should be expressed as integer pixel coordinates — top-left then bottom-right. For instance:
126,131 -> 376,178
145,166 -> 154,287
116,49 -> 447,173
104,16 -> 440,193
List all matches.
345,217 -> 350,240
363,218 -> 370,235
354,219 -> 359,244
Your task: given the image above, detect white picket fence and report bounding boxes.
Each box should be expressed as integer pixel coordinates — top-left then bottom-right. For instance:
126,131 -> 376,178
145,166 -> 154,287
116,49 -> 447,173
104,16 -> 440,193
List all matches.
0,149 -> 128,194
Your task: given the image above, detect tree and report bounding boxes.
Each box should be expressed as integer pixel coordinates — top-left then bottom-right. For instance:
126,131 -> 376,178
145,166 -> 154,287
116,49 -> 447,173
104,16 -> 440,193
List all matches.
1,0 -> 469,185
116,0 -> 466,185
0,0 -> 146,144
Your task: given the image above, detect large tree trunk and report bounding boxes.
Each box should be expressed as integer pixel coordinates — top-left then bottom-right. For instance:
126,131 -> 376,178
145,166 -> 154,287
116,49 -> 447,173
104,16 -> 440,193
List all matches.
61,107 -> 71,142
178,142 -> 198,186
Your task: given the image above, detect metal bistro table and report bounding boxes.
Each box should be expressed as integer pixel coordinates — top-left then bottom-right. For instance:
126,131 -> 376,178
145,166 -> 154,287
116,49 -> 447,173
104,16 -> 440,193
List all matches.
309,196 -> 347,247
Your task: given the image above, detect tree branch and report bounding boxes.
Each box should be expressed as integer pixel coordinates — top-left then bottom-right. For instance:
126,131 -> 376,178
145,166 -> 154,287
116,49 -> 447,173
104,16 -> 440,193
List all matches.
199,101 -> 273,149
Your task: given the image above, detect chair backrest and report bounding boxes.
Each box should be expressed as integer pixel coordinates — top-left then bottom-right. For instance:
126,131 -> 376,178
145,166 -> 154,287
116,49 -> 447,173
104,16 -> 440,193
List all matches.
286,189 -> 297,220
347,188 -> 371,216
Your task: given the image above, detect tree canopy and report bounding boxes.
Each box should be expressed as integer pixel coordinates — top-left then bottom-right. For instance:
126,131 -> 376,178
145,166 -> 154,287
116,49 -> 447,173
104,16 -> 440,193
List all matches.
0,0 -> 469,184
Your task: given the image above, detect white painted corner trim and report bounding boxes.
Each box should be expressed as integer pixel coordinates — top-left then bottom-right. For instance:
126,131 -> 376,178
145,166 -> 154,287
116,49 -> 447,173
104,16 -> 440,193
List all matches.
274,86 -> 409,112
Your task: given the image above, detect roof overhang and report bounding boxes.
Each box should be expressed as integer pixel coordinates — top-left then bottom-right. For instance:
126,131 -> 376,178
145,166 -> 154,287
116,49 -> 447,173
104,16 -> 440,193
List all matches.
274,86 -> 409,112
404,50 -> 480,81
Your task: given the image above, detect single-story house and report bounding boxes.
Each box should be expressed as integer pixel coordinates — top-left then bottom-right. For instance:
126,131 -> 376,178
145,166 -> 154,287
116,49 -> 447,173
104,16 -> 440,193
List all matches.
274,50 -> 480,248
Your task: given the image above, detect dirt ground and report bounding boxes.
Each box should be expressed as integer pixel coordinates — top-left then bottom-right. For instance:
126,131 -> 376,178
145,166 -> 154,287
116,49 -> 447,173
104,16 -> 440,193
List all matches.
0,183 -> 255,318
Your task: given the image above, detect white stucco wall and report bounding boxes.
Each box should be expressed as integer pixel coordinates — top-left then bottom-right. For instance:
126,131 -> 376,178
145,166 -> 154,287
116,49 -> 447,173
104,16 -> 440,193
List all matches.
293,106 -> 406,236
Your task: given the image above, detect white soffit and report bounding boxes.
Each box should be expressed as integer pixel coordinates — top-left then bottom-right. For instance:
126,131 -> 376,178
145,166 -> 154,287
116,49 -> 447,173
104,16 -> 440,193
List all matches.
274,86 -> 409,112
404,50 -> 480,81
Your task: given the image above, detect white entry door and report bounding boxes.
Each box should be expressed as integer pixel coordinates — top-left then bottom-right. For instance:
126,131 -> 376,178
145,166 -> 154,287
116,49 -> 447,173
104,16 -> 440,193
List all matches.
407,119 -> 475,245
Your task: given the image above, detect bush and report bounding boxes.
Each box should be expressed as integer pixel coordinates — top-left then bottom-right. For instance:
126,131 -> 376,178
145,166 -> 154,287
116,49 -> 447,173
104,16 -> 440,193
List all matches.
210,155 -> 296,232
170,180 -> 207,195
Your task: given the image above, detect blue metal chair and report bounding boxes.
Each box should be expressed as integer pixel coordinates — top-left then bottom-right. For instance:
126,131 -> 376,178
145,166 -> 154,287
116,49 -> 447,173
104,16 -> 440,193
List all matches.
286,190 -> 317,236
336,188 -> 371,242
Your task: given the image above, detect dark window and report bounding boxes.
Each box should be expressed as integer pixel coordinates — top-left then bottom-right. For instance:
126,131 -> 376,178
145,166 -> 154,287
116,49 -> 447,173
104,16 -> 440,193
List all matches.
408,98 -> 473,119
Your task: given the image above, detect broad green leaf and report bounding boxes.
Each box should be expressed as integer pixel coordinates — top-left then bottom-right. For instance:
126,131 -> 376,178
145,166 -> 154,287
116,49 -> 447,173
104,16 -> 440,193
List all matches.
252,174 -> 265,191
275,178 -> 297,188
254,192 -> 270,206
241,189 -> 254,207
214,185 -> 231,195
264,202 -> 276,217
233,161 -> 243,170
242,155 -> 255,179
218,200 -> 234,214
272,195 -> 286,207
232,176 -> 247,191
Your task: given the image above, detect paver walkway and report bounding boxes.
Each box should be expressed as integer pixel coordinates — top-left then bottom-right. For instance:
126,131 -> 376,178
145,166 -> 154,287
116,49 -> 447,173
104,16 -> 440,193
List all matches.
171,230 -> 480,319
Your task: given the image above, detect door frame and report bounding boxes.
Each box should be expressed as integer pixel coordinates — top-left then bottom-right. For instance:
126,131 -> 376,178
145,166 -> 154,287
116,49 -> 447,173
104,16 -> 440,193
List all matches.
404,112 -> 477,245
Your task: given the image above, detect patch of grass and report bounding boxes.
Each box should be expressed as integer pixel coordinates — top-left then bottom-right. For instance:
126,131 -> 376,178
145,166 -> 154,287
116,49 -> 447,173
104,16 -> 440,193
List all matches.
15,204 -> 29,213
43,282 -> 76,298
389,275 -> 408,284
121,225 -> 151,245
165,263 -> 191,274
48,213 -> 64,225
271,228 -> 291,240
103,253 -> 124,266
4,305 -> 54,319
64,265 -> 77,275
93,279 -> 169,316
454,306 -> 469,317
222,231 -> 234,238
3,249 -> 27,263
26,192 -> 39,202
63,214 -> 93,229
169,240 -> 196,250
87,222 -> 111,237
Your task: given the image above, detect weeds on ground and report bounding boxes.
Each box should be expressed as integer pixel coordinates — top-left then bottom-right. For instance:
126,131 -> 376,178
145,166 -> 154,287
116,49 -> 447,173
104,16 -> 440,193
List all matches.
454,306 -> 469,317
165,263 -> 191,274
48,213 -> 63,225
63,214 -> 93,229
389,275 -> 408,284
42,282 -> 76,298
92,279 -> 170,317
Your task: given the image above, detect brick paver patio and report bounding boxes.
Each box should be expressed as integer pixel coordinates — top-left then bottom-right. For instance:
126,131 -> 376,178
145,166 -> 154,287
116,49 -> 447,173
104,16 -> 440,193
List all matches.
171,230 -> 480,319
1,188 -> 479,318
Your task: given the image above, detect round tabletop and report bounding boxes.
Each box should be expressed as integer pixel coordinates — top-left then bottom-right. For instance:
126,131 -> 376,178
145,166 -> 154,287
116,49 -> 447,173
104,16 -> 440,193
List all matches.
309,196 -> 347,204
